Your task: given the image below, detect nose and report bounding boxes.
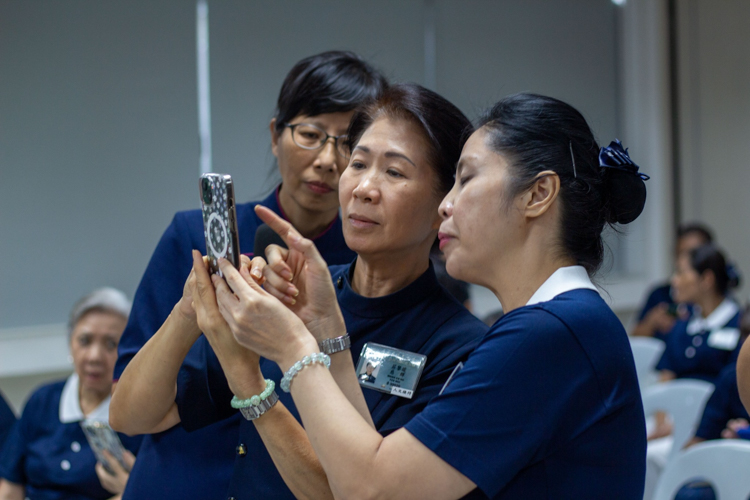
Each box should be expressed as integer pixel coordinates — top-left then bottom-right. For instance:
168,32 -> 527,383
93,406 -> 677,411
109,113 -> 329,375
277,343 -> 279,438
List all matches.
439,193 -> 454,220
314,138 -> 338,173
352,171 -> 380,203
85,341 -> 106,365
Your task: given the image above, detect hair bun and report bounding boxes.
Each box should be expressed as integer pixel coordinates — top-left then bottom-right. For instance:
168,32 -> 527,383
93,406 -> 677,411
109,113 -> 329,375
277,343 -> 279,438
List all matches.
598,140 -> 649,224
603,169 -> 647,224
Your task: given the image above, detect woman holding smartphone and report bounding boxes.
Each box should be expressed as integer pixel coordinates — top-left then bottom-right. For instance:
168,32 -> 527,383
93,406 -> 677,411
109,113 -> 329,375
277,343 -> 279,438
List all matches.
114,83 -> 487,499
108,51 -> 386,500
200,93 -> 649,499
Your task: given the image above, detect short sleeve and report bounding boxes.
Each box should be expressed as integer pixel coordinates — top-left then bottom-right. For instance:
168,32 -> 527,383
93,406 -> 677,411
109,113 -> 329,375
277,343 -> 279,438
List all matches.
0,392 -> 37,484
404,308 -> 602,498
655,332 -> 676,373
115,212 -> 202,380
695,364 -> 737,440
176,337 -> 235,432
637,285 -> 671,322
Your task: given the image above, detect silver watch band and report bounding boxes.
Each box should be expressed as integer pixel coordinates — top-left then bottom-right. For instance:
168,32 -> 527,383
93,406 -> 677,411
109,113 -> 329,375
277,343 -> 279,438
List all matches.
238,391 -> 279,421
318,334 -> 351,355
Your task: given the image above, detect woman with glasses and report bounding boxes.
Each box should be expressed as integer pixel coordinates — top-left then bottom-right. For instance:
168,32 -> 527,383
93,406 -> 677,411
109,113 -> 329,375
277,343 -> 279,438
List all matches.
108,51 -> 387,500
114,83 -> 487,499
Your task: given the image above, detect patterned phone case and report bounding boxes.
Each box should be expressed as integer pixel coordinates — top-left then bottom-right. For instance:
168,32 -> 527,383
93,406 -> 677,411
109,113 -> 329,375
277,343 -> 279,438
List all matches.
199,173 -> 240,276
80,420 -> 128,475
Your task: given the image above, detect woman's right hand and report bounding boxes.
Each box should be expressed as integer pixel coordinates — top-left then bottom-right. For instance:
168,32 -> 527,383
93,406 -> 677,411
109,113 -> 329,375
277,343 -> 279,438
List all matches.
175,267 -> 198,324
252,205 -> 346,341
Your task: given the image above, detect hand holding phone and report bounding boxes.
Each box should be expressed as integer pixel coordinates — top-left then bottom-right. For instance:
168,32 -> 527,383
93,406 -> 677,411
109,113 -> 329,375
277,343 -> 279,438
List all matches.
199,173 -> 240,276
80,420 -> 129,475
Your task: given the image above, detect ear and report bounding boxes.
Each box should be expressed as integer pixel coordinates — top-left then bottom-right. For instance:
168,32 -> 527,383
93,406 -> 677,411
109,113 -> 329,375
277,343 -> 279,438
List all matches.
522,171 -> 560,220
270,118 -> 280,158
700,269 -> 717,292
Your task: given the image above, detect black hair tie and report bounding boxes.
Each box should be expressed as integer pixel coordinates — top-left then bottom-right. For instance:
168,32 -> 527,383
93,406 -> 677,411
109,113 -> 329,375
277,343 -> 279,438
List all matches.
599,140 -> 650,180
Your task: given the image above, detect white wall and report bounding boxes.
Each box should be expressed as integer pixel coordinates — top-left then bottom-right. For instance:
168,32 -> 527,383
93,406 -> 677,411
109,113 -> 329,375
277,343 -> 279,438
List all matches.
1,0 -> 628,408
677,0 -> 750,303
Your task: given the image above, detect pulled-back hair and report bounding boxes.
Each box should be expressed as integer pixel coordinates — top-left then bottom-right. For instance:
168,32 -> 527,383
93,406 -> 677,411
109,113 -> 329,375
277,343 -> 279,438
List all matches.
273,51 -> 388,133
346,83 -> 472,196
677,222 -> 713,244
477,93 -> 647,274
689,243 -> 740,296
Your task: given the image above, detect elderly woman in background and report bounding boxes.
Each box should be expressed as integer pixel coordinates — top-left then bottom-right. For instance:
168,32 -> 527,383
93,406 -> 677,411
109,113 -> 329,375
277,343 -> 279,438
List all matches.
0,288 -> 141,500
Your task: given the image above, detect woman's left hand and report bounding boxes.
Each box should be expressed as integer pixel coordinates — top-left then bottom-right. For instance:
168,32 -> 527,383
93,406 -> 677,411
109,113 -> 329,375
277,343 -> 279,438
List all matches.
190,252 -> 267,397
207,255 -> 318,370
95,450 -> 135,495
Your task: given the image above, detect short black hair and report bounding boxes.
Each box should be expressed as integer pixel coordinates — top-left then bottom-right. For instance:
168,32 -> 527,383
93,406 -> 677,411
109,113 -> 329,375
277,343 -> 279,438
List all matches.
477,93 -> 648,274
677,222 -> 714,244
346,83 -> 472,196
273,51 -> 388,133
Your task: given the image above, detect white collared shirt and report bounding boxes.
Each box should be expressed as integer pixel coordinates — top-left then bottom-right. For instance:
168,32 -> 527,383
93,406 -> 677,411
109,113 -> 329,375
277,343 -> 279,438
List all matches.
59,372 -> 111,424
686,298 -> 740,335
526,266 -> 598,306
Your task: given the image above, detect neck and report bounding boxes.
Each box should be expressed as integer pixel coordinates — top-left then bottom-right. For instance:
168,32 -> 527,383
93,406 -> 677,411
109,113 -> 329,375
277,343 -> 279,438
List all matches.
78,385 -> 108,417
278,189 -> 339,239
351,245 -> 432,298
698,293 -> 725,318
485,236 -> 576,314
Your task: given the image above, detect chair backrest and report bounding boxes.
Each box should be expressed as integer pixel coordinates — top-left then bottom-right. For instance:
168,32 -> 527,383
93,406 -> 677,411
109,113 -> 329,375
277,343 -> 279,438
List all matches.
642,380 -> 715,461
653,440 -> 750,500
630,337 -> 666,391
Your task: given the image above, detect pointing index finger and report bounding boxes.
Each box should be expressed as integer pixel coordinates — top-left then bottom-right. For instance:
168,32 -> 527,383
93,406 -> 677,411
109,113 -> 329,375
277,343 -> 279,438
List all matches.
254,205 -> 302,246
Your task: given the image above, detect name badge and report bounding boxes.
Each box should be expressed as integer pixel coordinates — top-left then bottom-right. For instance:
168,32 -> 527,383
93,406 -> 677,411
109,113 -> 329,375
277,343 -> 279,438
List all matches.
707,328 -> 741,351
356,342 -> 427,399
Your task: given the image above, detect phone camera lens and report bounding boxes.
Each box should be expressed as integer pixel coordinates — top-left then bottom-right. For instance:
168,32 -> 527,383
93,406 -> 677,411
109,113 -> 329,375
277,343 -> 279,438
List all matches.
201,178 -> 213,204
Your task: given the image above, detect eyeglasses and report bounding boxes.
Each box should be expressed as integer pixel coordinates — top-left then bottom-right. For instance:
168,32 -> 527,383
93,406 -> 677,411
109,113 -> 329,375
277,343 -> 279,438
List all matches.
284,123 -> 350,159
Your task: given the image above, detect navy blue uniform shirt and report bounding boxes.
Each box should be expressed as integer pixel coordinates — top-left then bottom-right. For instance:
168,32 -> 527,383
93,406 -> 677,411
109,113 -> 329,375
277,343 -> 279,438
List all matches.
405,267 -> 647,499
114,188 -> 355,500
637,283 -> 673,323
695,363 -> 750,440
656,299 -> 741,383
0,379 -> 141,500
177,260 -> 487,499
0,391 -> 16,451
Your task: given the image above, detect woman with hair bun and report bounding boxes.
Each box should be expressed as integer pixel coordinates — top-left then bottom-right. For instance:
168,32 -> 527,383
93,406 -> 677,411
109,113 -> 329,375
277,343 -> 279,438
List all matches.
194,92 -> 649,499
655,243 -> 742,385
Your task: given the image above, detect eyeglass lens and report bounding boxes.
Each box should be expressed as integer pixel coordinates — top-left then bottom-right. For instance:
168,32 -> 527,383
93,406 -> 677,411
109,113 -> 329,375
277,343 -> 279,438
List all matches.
290,124 -> 350,158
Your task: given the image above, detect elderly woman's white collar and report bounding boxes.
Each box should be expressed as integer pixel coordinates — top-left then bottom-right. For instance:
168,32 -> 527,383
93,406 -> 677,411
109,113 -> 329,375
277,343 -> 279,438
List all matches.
59,372 -> 111,423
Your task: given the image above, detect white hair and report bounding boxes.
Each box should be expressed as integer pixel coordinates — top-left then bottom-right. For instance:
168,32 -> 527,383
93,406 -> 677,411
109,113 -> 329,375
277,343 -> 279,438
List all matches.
68,287 -> 131,338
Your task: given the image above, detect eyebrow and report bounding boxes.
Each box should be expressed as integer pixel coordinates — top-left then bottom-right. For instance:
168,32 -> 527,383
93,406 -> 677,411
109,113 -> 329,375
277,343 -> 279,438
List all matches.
352,145 -> 416,167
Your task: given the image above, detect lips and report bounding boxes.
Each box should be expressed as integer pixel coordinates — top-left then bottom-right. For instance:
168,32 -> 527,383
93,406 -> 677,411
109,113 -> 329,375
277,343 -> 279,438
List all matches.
348,213 -> 378,228
437,232 -> 455,250
306,181 -> 334,194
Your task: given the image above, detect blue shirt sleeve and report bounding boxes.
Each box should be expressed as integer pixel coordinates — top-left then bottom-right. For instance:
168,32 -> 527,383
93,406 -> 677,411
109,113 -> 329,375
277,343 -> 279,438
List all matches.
115,211 -> 203,380
0,392 -> 16,451
637,284 -> 672,322
0,389 -> 40,484
695,364 -> 748,440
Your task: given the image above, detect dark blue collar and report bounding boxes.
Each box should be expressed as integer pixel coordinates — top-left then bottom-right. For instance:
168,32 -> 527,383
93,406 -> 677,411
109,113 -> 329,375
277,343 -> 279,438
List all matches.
336,260 -> 439,319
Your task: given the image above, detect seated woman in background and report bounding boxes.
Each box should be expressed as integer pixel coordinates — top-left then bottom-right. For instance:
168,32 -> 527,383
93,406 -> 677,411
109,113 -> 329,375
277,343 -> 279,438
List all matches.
0,288 -> 141,500
200,93 -> 648,499
655,244 -> 742,385
631,223 -> 713,340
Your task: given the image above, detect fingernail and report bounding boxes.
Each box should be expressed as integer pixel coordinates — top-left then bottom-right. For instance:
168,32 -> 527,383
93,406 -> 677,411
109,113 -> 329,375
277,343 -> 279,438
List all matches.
280,269 -> 292,281
290,233 -> 301,244
211,274 -> 219,283
288,285 -> 298,297
251,268 -> 262,279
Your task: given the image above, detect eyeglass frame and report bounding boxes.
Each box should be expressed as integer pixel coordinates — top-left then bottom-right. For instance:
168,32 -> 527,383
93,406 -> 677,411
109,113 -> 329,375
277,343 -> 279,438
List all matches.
284,122 -> 351,159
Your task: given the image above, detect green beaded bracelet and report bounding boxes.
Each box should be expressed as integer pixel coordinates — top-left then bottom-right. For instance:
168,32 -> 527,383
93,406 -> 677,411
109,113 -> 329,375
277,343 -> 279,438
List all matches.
230,379 -> 276,408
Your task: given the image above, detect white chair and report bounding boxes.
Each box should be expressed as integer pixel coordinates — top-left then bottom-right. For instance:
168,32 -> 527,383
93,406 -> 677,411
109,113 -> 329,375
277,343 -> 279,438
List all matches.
642,380 -> 715,461
630,337 -> 666,391
653,440 -> 750,500
642,380 -> 716,500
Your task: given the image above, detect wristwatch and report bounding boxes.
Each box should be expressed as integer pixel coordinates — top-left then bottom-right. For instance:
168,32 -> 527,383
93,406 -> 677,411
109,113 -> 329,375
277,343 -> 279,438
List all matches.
238,391 -> 279,421
318,334 -> 351,355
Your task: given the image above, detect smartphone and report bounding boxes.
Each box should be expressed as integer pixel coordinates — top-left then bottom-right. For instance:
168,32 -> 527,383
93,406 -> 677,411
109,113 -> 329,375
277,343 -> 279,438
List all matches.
80,420 -> 129,475
199,173 -> 240,276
